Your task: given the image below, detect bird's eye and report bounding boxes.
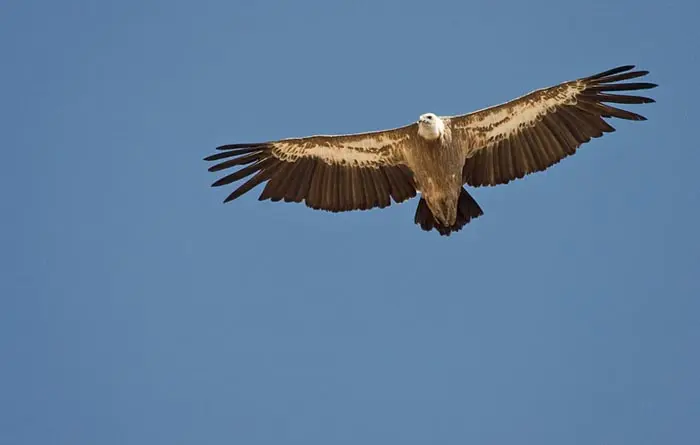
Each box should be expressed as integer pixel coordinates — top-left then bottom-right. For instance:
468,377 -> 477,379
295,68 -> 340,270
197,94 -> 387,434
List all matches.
427,115 -> 433,120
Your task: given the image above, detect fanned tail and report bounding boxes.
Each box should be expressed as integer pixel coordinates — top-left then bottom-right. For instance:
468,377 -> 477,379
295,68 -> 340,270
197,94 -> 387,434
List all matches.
414,188 -> 483,236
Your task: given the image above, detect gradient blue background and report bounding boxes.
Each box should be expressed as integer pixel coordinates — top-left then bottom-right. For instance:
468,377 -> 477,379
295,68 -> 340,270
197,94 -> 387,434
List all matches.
2,1 -> 698,444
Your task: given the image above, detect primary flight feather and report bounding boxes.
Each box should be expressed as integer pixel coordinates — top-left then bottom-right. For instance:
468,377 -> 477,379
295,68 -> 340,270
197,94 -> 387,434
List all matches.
204,65 -> 657,236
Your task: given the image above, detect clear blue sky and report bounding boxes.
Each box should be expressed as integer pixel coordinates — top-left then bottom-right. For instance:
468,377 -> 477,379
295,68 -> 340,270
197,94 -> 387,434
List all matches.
2,1 -> 698,444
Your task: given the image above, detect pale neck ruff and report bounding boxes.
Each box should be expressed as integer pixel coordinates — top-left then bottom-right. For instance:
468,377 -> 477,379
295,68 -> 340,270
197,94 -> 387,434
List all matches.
418,119 -> 444,141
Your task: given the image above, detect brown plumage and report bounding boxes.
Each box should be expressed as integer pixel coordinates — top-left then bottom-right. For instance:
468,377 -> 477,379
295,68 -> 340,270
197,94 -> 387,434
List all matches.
204,65 -> 657,236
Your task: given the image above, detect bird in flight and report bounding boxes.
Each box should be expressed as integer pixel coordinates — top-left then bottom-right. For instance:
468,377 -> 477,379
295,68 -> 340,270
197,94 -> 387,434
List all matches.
204,65 -> 656,236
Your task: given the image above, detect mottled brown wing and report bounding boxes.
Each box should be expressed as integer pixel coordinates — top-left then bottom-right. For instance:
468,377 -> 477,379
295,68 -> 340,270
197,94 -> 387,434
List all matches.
448,65 -> 657,187
204,124 -> 419,212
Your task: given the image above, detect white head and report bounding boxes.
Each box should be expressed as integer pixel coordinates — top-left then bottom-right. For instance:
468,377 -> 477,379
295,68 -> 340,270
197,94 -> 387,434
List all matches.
417,113 -> 445,141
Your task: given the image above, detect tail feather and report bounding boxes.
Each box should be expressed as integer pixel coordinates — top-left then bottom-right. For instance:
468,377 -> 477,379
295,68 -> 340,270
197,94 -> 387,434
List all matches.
414,188 -> 483,236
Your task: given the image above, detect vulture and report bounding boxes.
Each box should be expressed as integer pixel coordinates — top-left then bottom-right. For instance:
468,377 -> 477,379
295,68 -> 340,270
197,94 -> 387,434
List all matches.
204,65 -> 656,236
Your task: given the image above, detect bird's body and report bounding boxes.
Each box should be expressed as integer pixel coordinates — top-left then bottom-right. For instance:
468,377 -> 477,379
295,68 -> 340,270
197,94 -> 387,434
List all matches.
406,116 -> 463,226
205,65 -> 657,236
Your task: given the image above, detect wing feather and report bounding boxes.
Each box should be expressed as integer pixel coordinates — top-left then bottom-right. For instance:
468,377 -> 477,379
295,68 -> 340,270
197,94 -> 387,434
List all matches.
449,65 -> 657,187
204,124 -> 418,212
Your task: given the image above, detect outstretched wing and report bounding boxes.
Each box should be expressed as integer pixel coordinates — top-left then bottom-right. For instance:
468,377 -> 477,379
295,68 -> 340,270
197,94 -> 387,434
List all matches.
204,125 -> 419,212
448,65 -> 657,187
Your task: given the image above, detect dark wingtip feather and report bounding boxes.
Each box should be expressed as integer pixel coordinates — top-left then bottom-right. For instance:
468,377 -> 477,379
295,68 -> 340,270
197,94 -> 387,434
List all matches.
204,150 -> 250,162
215,158 -> 276,188
223,192 -> 239,203
216,143 -> 268,150
207,152 -> 265,173
591,70 -> 652,84
589,82 -> 658,93
594,93 -> 656,104
211,177 -> 230,188
223,193 -> 236,203
204,152 -> 233,162
586,65 -> 636,81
